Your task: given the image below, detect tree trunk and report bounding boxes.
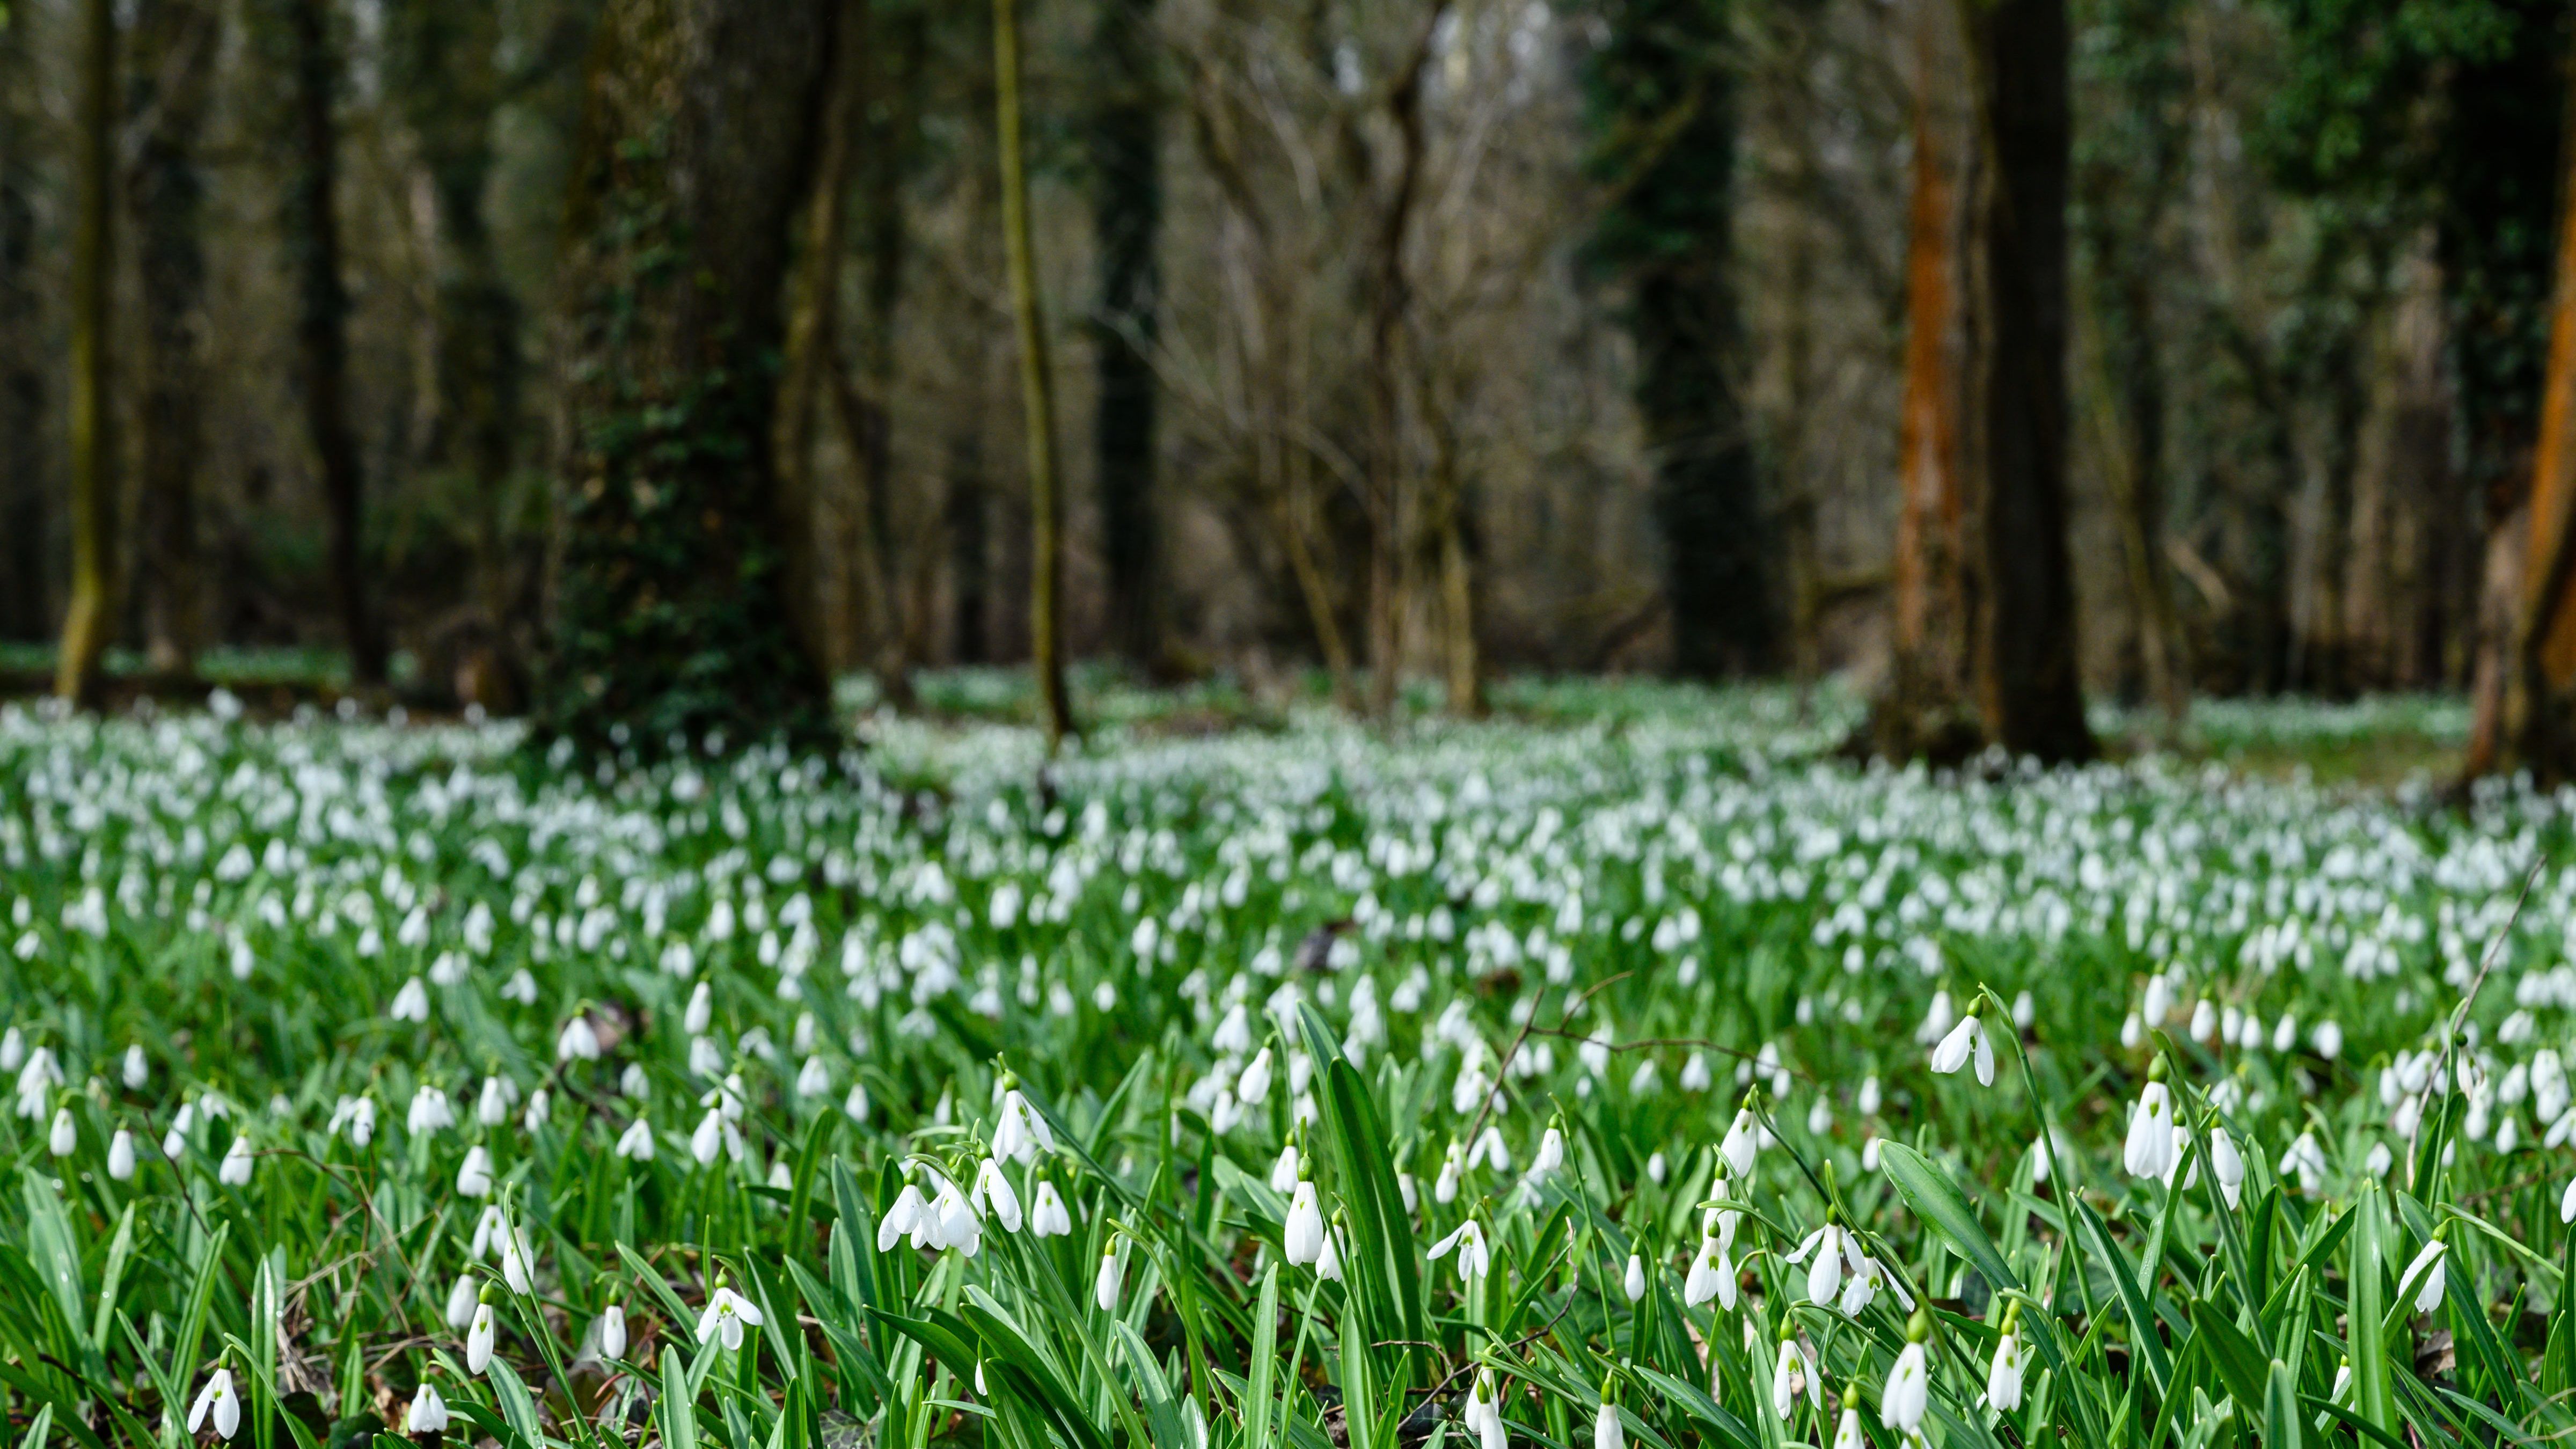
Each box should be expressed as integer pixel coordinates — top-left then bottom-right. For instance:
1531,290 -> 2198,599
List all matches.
387,0 -> 523,703
252,0 -> 385,686
1958,0 -> 2094,762
128,0 -> 217,683
545,0 -> 838,755
995,0 -> 1076,752
1362,6 -> 1446,721
1871,0 -> 1979,760
0,21 -> 41,646
1590,0 -> 1773,678
852,2 -> 927,711
55,0 -> 118,707
1094,0 -> 1164,671
949,426 -> 992,664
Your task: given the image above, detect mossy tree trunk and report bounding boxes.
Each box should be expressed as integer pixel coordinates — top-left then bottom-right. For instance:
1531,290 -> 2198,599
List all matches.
129,0 -> 218,683
995,0 -> 1075,751
1092,0 -> 1163,671
55,0 -> 118,707
544,0 -> 839,757
1585,0 -> 1774,680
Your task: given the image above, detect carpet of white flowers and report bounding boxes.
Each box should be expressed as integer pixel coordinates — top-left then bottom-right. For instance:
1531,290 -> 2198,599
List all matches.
0,685 -> 2565,1449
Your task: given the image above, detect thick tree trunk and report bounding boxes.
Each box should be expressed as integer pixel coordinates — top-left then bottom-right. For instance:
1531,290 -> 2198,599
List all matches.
1870,0 -> 1980,760
852,3 -> 927,710
0,25 -> 41,645
996,0 -> 1076,751
1094,0 -> 1164,670
1958,0 -> 2094,762
948,431 -> 992,665
128,0 -> 217,682
387,0 -> 522,704
1362,6 -> 1446,721
56,0 -> 118,707
545,0 -> 837,755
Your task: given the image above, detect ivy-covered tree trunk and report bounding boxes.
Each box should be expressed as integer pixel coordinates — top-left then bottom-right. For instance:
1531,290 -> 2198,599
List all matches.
129,0 -> 218,682
55,0 -> 118,707
386,0 -> 523,699
252,0 -> 387,686
1585,0 -> 1774,679
544,0 -> 838,756
1092,0 -> 1163,670
1959,0 -> 2094,761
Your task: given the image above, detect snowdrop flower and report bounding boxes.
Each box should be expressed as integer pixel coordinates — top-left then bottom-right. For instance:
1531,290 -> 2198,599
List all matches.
500,1227 -> 535,1294
2280,1131 -> 2326,1194
408,1085 -> 455,1137
1031,1178 -> 1074,1237
557,1016 -> 601,1062
2560,1176 -> 2576,1224
1095,1241 -> 1124,1312
1594,1402 -> 1624,1449
1988,1309 -> 2026,1410
122,1044 -> 148,1091
973,1158 -> 1024,1233
879,1184 -> 928,1250
992,1087 -> 1055,1163
477,1077 -> 513,1126
615,1116 -> 656,1160
1684,1233 -> 1736,1309
1770,1338 -> 1806,1421
1882,1313 -> 1931,1432
2330,1357 -> 2352,1402
1787,1219 -> 1864,1306
1316,1225 -> 1343,1282
523,1089 -> 550,1134
597,1304 -> 627,1360
697,1286 -> 764,1349
1436,1142 -> 1464,1204
219,1135 -> 254,1186
2402,1237 -> 2448,1314
447,1274 -> 479,1329
405,1384 -> 450,1435
1429,1218 -> 1491,1280
390,977 -> 430,1023
685,982 -> 713,1035
1832,1402 -> 1863,1449
1721,1102 -> 1760,1179
1532,1124 -> 1565,1178
188,1369 -> 241,1440
48,1106 -> 74,1157
457,1146 -> 494,1198
1915,990 -> 1956,1045
108,1128 -> 135,1180
1238,1047 -> 1275,1106
1271,1141 -> 1302,1194
467,1298 -> 497,1374
2124,1065 -> 2176,1180
1284,1181 -> 1325,1266
690,1108 -> 726,1165
2207,1125 -> 2245,1209
1930,1007 -> 1994,1085
2313,1020 -> 2344,1060
1623,1253 -> 1646,1302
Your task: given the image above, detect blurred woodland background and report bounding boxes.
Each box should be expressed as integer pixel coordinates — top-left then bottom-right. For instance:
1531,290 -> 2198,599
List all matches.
11,0 -> 2576,770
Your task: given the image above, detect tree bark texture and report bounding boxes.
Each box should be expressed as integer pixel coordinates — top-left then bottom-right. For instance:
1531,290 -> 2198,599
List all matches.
0,23 -> 45,644
996,0 -> 1076,751
546,0 -> 837,755
56,0 -> 118,706
129,0 -> 218,680
1958,0 -> 2094,761
1589,0 -> 1773,679
1094,0 -> 1165,669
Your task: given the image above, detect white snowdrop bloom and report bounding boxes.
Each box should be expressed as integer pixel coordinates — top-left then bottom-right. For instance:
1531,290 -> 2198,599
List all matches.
1531,1125 -> 1565,1179
1681,1052 -> 1713,1092
2189,999 -> 2219,1042
2280,1131 -> 2326,1193
614,1117 -> 656,1160
2124,1078 -> 2176,1180
796,1056 -> 831,1097
1684,1233 -> 1735,1309
1270,1141 -> 1302,1193
447,1274 -> 480,1329
1721,1106 -> 1759,1178
877,1184 -> 928,1250
696,1287 -> 764,1350
471,1204 -> 508,1259
1832,1404 -> 1863,1449
2560,1176 -> 2576,1224
685,982 -> 714,1035
1787,1221 -> 1863,1306
2402,1238 -> 2448,1314
389,977 -> 430,1023
523,1089 -> 550,1133
457,1146 -> 494,1198
1623,1253 -> 1646,1302
1436,1142 -> 1464,1204
500,1227 -> 536,1294
48,1107 -> 74,1157
973,1158 -> 1023,1233
408,1085 -> 455,1136
1095,1242 -> 1124,1312
2207,1126 -> 2245,1209
1284,1181 -> 1324,1265
1237,1047 -> 1275,1105
122,1044 -> 148,1090
108,1128 -> 136,1180
845,1083 -> 872,1123
188,1370 -> 242,1440
597,1305 -> 627,1361
690,1108 -> 726,1165
2313,1020 -> 2345,1059
467,1300 -> 497,1374
1031,1179 -> 1073,1237
2366,1140 -> 2395,1177
1988,1323 -> 2026,1410
2120,1013 -> 2145,1050
1880,1341 -> 1929,1432
405,1385 -> 450,1436
2331,1358 -> 2353,1402
218,1135 -> 254,1185
1594,1403 -> 1624,1449
1469,1125 -> 1511,1173
1646,1151 -> 1667,1184
1770,1338 -> 1806,1421
2272,1013 -> 2300,1052
1862,1136 -> 1884,1172
1857,1075 -> 1882,1116
1931,1009 -> 1994,1085
557,1016 -> 601,1062
1316,1226 -> 1343,1282
2143,973 -> 2174,1025
1428,1218 -> 1491,1280
688,1036 -> 724,1078
476,1077 -> 512,1126
1915,990 -> 1956,1045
